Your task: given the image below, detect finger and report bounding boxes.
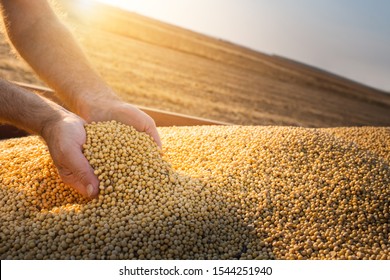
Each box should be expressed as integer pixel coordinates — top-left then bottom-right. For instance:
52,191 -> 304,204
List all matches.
110,103 -> 162,148
121,107 -> 162,148
146,125 -> 162,148
56,147 -> 99,198
140,112 -> 162,148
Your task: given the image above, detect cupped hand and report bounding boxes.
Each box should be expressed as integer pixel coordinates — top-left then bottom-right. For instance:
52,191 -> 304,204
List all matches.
81,99 -> 162,148
41,97 -> 162,199
41,112 -> 99,199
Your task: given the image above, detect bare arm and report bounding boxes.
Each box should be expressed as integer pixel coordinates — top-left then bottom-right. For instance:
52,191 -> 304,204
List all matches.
1,0 -> 161,146
0,79 -> 64,136
0,79 -> 99,198
1,0 -> 109,115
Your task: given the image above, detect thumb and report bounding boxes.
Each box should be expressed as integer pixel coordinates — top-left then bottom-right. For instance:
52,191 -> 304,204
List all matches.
146,125 -> 162,148
55,148 -> 99,199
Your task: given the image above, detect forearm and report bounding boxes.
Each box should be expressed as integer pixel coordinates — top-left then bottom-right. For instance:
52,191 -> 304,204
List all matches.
0,79 -> 66,137
1,0 -> 119,119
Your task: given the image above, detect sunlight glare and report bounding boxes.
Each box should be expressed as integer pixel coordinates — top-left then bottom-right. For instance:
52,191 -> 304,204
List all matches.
94,0 -> 147,13
76,0 -> 98,12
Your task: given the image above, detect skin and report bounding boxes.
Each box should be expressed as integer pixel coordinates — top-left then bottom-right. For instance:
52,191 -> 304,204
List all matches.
0,0 -> 162,198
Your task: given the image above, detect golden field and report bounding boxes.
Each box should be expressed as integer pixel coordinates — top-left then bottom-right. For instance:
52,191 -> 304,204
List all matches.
1,0 -> 389,127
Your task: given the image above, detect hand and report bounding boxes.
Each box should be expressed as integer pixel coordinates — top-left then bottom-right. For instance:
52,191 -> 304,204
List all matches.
81,99 -> 162,148
41,112 -> 99,198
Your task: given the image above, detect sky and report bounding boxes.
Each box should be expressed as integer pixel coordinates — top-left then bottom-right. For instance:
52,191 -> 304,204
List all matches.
92,0 -> 390,92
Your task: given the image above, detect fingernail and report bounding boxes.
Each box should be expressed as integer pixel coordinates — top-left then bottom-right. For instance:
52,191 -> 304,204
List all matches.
87,184 -> 94,197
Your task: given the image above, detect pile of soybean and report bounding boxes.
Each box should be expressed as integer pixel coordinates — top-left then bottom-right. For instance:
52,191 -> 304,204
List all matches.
0,121 -> 389,260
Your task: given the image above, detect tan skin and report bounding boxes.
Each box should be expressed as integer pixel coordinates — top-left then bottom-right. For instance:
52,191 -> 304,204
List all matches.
0,0 -> 162,198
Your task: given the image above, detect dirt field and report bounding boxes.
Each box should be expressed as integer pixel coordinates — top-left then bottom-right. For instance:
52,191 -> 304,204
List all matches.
1,0 -> 389,127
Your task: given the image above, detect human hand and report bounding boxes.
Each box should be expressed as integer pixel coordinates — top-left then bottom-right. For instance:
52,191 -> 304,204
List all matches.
41,112 -> 99,199
41,98 -> 161,199
81,99 -> 162,148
